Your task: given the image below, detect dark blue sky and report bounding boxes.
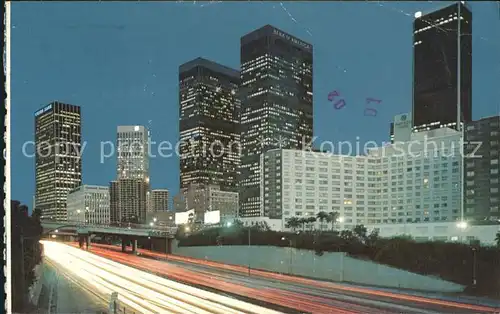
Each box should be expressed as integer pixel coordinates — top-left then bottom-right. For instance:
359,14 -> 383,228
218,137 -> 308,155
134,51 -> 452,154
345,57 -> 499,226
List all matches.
11,1 -> 500,208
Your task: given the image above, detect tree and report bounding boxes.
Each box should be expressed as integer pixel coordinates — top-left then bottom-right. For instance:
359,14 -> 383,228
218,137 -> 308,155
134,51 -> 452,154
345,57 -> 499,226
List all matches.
285,217 -> 301,231
11,201 -> 43,313
327,211 -> 339,231
495,231 -> 500,247
340,229 -> 355,241
307,216 -> 317,231
316,211 -> 328,231
365,229 -> 380,247
353,224 -> 368,240
232,219 -> 244,228
257,221 -> 271,231
298,218 -> 308,231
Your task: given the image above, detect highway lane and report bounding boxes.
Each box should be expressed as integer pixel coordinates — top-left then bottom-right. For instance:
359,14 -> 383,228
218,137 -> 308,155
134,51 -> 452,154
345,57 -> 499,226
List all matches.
87,242 -> 500,314
42,241 -> 285,314
67,243 -> 361,313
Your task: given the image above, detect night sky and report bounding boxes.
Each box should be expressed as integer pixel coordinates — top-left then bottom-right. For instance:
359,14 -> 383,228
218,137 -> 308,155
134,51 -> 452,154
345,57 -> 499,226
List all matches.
10,1 -> 500,209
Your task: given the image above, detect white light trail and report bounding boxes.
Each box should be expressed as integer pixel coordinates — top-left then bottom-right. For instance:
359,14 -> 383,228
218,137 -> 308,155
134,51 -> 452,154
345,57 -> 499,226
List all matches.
42,241 -> 283,314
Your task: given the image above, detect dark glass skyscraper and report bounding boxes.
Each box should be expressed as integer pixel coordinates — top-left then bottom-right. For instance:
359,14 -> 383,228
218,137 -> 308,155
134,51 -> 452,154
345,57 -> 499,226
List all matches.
239,25 -> 313,218
178,57 -> 240,192
412,2 -> 472,132
34,101 -> 82,221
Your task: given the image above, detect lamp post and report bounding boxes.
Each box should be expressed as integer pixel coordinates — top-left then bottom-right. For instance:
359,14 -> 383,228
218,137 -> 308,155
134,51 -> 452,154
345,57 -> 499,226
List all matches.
247,226 -> 251,276
472,247 -> 477,287
281,237 -> 293,274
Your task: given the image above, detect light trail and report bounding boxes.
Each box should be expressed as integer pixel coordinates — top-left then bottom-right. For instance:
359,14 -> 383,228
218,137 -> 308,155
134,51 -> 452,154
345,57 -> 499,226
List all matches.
86,243 -> 499,313
134,246 -> 499,313
42,241 -> 284,314
81,246 -> 365,313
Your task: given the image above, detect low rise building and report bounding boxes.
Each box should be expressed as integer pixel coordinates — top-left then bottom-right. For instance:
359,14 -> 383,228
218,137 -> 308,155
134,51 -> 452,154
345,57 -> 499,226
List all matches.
173,183 -> 238,224
67,185 -> 110,224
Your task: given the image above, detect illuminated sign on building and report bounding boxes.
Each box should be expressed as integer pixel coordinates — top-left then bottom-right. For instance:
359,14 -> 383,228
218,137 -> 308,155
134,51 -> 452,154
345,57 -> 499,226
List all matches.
393,113 -> 412,142
273,29 -> 311,50
34,104 -> 53,117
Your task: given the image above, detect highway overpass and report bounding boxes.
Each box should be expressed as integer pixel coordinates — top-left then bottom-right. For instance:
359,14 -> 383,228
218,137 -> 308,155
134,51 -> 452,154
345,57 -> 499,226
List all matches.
41,220 -> 177,253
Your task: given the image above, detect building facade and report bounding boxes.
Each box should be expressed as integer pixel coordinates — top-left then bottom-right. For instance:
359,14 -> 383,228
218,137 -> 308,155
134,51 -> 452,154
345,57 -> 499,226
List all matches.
239,25 -> 313,218
261,128 -> 462,231
67,185 -> 110,224
174,183 -> 238,224
109,179 -> 148,224
173,193 -> 187,212
34,102 -> 82,221
464,115 -> 500,222
412,2 -> 472,133
178,58 -> 240,192
149,189 -> 170,212
206,185 -> 239,224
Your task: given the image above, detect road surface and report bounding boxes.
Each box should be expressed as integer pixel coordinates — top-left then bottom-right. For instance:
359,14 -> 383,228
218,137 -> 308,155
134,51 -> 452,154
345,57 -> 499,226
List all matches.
42,241 -> 286,314
34,258 -> 108,313
83,242 -> 500,314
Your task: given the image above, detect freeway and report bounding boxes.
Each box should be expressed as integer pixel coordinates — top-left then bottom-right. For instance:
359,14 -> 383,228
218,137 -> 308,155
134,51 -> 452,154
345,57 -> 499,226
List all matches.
42,241 -> 285,314
73,242 -> 500,313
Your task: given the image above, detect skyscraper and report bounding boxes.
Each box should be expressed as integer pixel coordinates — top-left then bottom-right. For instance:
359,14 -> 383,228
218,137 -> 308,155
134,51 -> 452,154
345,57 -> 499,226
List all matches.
111,125 -> 150,223
239,25 -> 313,217
178,57 -> 240,192
34,102 -> 82,221
412,2 -> 472,133
117,125 -> 150,182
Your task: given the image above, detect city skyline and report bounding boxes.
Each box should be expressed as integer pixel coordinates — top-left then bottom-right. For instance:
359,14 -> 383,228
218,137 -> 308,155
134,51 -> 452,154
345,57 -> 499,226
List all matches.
11,1 -> 500,209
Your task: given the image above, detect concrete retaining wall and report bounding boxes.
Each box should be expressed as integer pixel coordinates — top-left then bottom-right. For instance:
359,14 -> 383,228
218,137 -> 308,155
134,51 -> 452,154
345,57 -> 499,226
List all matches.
172,243 -> 465,293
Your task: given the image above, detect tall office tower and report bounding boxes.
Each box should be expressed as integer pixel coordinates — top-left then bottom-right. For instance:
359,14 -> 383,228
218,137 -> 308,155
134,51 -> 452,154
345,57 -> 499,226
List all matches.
34,102 -> 82,221
178,58 -> 240,192
464,116 -> 500,222
149,189 -> 170,212
117,125 -> 150,182
109,179 -> 148,224
412,2 -> 472,133
111,125 -> 151,224
239,25 -> 313,217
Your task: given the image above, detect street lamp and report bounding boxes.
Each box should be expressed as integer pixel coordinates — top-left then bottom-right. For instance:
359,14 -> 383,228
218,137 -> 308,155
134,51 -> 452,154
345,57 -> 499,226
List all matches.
153,217 -> 157,223
472,247 -> 477,287
226,221 -> 232,227
457,221 -> 468,229
149,222 -> 154,227
337,217 -> 344,223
